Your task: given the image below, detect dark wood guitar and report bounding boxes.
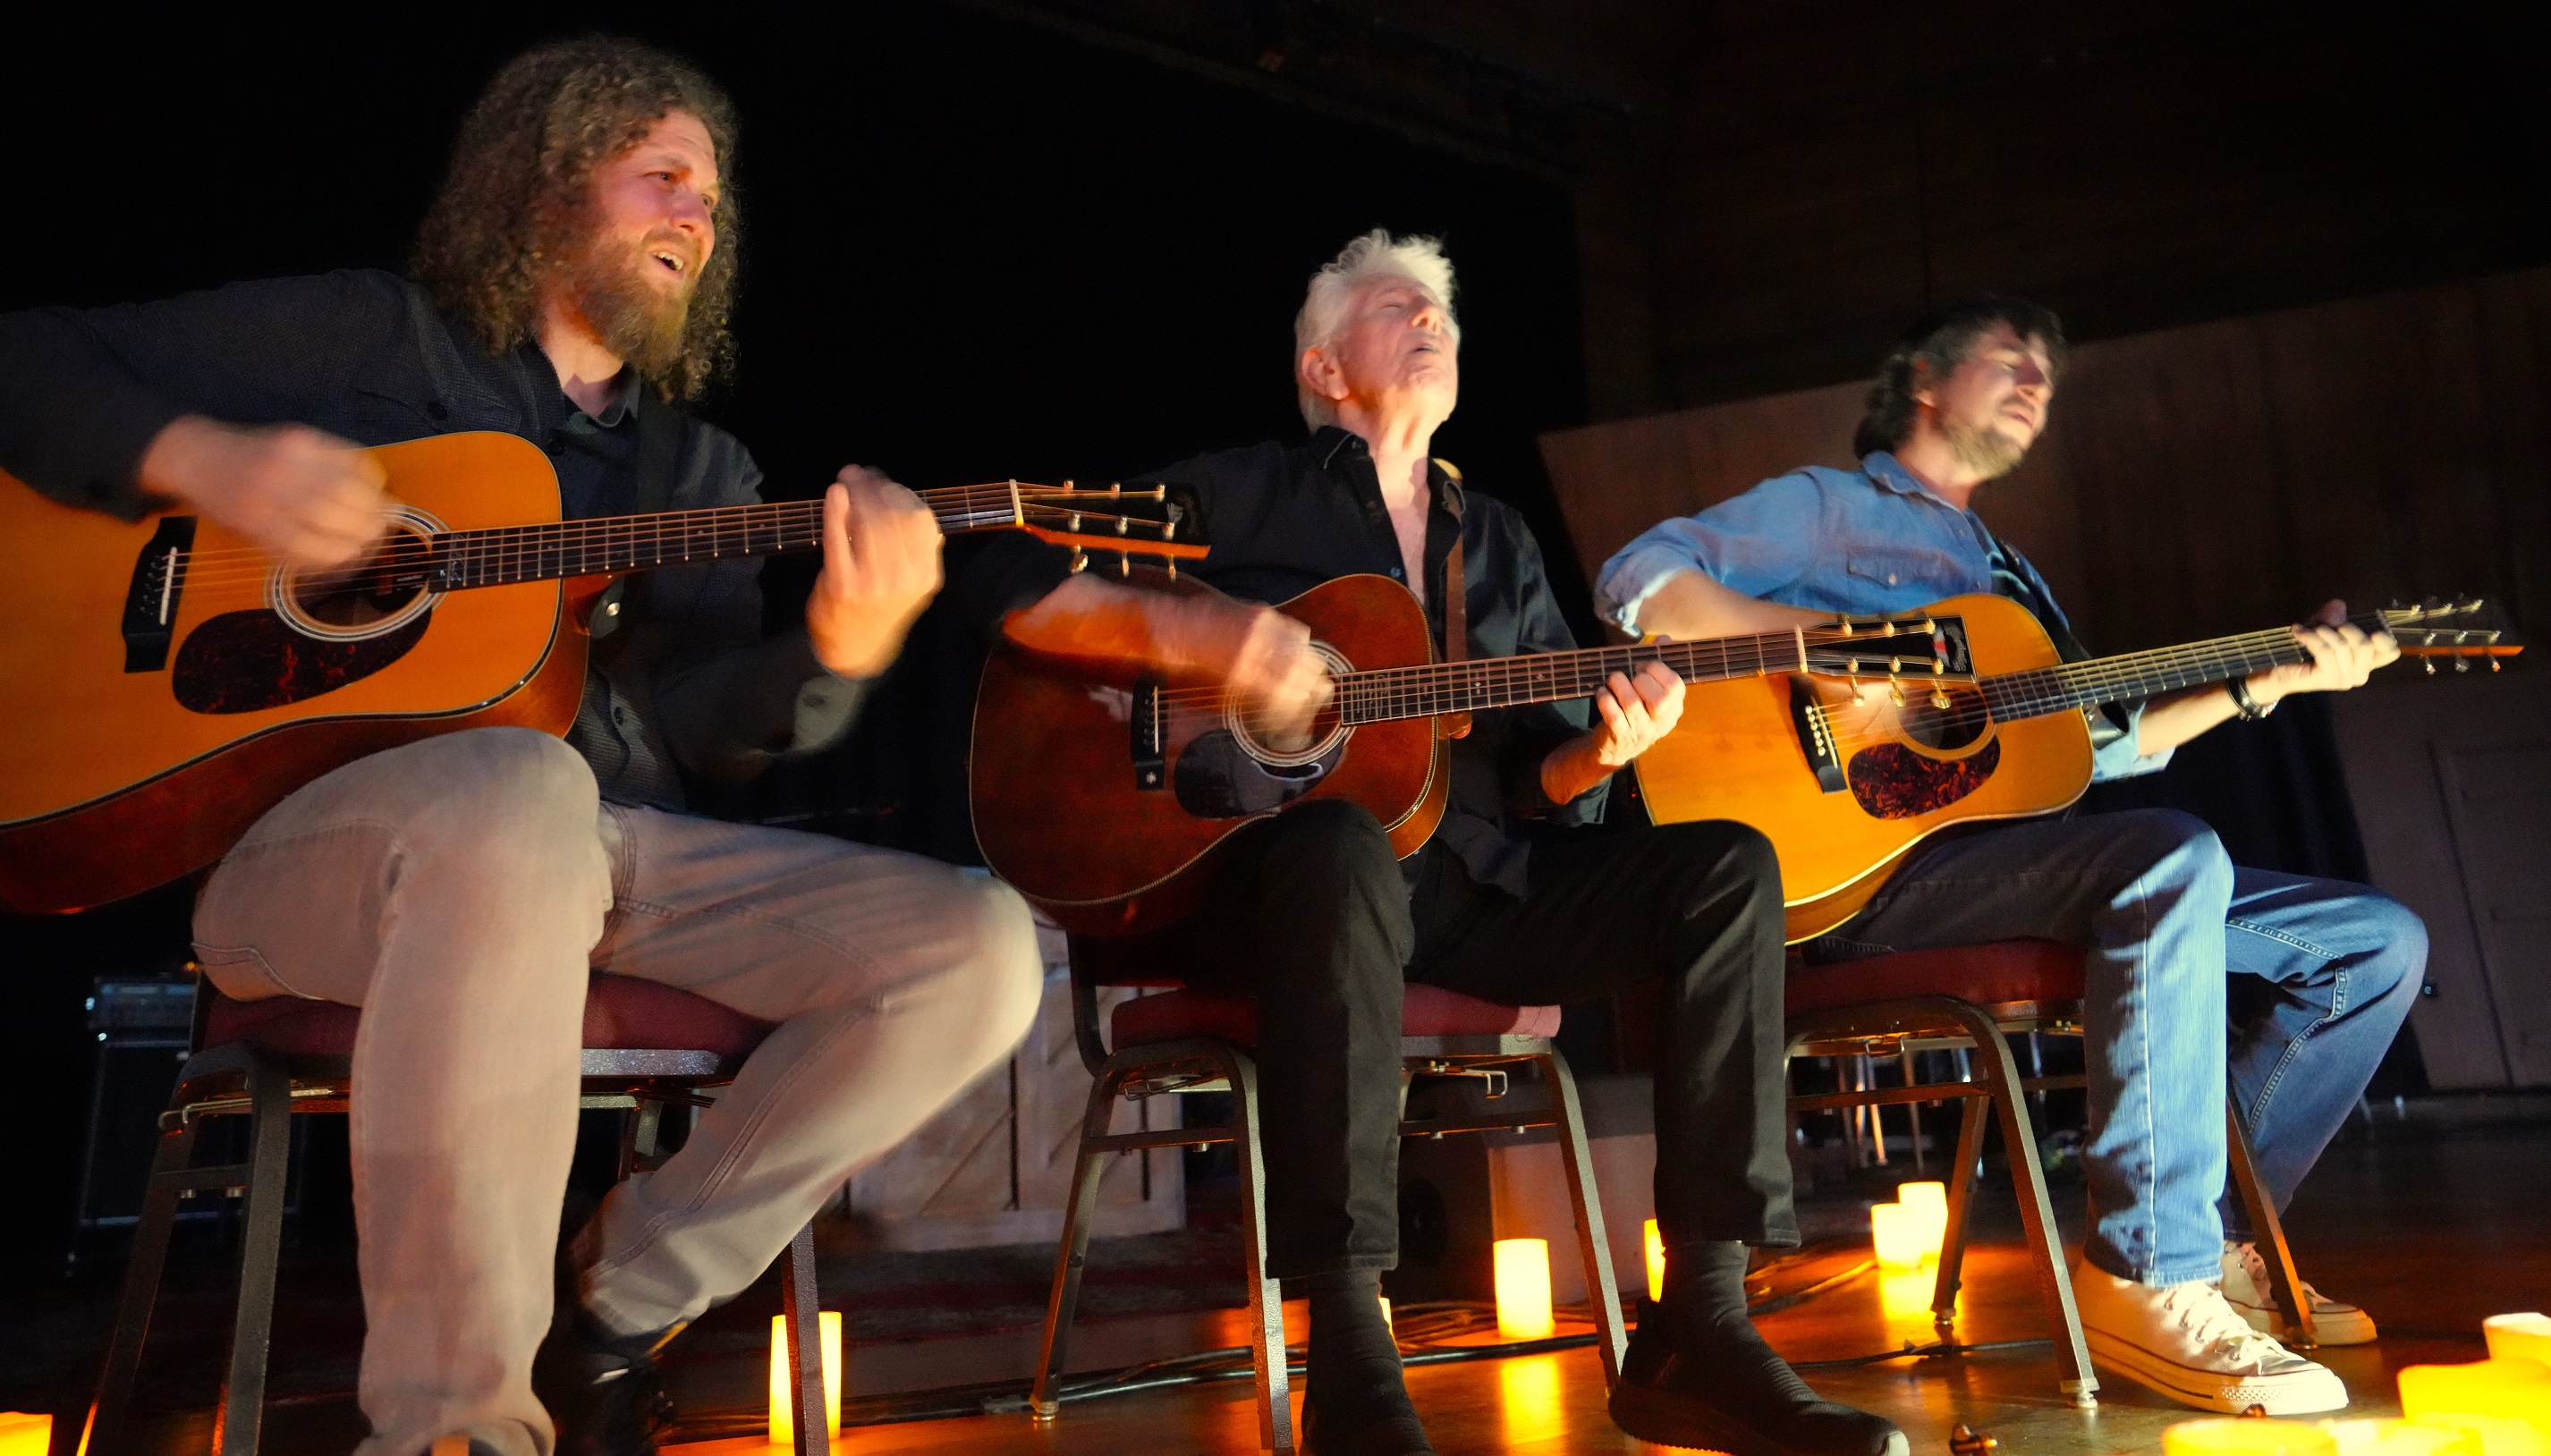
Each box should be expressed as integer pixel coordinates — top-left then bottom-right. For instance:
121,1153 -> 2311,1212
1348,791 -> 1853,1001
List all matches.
1631,592 -> 2516,943
970,571 -> 1954,935
0,430 -> 1203,914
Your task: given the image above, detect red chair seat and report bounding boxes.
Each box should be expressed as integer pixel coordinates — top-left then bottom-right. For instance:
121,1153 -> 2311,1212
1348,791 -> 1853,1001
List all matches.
1784,938 -> 2085,1020
201,972 -> 775,1061
1110,982 -> 1560,1051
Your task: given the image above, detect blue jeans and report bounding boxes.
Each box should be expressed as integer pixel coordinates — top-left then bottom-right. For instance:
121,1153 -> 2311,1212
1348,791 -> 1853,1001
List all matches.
1807,808 -> 2425,1288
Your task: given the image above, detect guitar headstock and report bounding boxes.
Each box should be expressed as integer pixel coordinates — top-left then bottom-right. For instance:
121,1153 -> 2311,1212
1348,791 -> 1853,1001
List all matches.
1801,610 -> 1973,680
942,481 -> 1212,576
2377,597 -> 2524,674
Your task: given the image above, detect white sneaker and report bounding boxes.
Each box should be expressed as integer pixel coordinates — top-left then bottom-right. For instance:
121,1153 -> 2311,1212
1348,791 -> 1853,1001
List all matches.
2072,1260 -> 2350,1414
2222,1240 -> 2378,1346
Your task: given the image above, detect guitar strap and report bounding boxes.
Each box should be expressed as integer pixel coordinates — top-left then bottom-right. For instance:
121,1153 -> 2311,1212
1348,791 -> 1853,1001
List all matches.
1435,459 -> 1470,740
590,382 -> 683,639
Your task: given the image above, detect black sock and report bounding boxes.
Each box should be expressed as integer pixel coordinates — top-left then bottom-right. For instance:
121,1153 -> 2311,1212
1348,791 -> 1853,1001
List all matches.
1658,1241 -> 1818,1415
1301,1270 -> 1433,1454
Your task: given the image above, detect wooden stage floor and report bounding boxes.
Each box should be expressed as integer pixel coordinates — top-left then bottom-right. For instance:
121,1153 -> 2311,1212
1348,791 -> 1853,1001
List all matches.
663,1094 -> 2551,1456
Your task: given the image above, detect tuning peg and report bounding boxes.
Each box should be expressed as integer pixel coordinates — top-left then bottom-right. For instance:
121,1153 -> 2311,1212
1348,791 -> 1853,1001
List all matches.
1069,547 -> 1089,574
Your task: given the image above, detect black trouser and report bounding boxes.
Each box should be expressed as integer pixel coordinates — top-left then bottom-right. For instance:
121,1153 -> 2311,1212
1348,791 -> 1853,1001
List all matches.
1158,799 -> 1795,1278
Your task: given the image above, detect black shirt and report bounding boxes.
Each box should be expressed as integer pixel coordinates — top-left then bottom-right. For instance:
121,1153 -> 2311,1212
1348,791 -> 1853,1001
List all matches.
966,426 -> 1603,896
0,268 -> 865,808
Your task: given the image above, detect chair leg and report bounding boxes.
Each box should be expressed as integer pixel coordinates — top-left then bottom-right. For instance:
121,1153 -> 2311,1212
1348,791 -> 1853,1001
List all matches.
89,1111 -> 206,1456
1227,1055 -> 1295,1453
2225,1100 -> 2317,1349
1962,1014 -> 2098,1408
1541,1053 -> 1626,1388
216,1057 -> 294,1456
1930,1093 -> 1990,1330
1030,1064 -> 1131,1421
779,1220 -> 826,1456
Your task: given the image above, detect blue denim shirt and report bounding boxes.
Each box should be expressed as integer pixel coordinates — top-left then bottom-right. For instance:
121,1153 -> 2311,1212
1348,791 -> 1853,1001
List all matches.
1594,451 -> 2169,781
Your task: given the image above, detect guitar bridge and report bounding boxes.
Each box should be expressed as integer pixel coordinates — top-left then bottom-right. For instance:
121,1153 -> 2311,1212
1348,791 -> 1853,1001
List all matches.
1131,678 -> 1165,791
121,517 -> 197,673
1788,675 -> 1849,794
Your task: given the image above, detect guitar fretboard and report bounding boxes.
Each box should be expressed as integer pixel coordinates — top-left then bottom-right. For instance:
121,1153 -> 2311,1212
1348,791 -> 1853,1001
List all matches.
1978,612 -> 2391,722
1331,627 -> 1927,725
423,486 -> 1082,589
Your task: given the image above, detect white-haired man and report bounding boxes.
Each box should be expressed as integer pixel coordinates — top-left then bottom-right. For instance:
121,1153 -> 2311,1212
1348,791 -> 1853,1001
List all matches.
965,233 -> 1905,1456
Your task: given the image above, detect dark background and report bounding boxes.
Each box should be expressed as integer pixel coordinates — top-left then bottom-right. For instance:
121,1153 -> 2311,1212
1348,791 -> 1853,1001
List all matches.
0,1 -> 1590,1282
7,0 -> 2547,1281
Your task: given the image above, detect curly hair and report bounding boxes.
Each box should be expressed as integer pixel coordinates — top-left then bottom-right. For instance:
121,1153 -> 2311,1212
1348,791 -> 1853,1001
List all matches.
411,36 -> 741,403
1852,294 -> 2067,459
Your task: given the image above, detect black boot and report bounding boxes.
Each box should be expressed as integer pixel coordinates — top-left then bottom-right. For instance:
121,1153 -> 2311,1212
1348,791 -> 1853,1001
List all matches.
1298,1270 -> 1436,1456
531,1307 -> 682,1456
1607,1243 -> 1905,1456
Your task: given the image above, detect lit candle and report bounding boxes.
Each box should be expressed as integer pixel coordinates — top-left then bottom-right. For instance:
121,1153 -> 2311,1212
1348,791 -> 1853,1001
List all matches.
1869,1202 -> 1926,1270
1493,1238 -> 1555,1341
2160,1417 -> 2339,1455
1897,1181 -> 1948,1260
2481,1314 -> 2551,1367
2318,1420 -> 2480,1455
1643,1218 -> 1665,1304
768,1309 -> 844,1445
2396,1357 -> 2551,1455
0,1414 -> 50,1456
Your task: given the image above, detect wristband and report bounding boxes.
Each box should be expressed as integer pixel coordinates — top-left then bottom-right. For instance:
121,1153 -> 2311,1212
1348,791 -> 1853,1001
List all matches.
2227,676 -> 2276,721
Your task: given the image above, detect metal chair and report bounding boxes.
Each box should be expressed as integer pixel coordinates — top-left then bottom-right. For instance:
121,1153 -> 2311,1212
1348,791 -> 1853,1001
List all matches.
89,971 -> 833,1456
1030,935 -> 1628,1453
1784,937 -> 2322,1409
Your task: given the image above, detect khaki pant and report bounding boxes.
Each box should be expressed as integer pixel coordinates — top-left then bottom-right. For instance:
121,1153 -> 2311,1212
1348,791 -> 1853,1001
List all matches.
193,728 -> 1042,1456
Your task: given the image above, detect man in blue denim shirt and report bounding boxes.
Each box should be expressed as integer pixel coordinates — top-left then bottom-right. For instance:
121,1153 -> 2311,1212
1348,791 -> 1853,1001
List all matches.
1595,297 -> 2424,1417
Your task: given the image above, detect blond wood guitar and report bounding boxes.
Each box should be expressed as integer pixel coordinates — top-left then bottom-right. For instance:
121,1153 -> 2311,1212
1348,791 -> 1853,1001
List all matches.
0,431 -> 1202,914
1633,592 -> 2514,943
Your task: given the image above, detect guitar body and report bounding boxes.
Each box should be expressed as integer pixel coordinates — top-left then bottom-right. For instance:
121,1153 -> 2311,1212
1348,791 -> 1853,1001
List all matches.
0,433 -> 587,913
971,573 -> 1449,936
1633,593 -> 2096,943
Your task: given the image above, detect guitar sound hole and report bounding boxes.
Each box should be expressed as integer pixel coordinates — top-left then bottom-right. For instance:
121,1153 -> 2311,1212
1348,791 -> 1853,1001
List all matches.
1889,681 -> 1990,751
291,529 -> 431,631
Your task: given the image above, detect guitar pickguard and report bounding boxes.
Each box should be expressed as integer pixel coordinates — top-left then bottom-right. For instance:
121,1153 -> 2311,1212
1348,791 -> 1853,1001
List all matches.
1173,729 -> 1347,817
1845,738 -> 2001,820
172,609 -> 431,715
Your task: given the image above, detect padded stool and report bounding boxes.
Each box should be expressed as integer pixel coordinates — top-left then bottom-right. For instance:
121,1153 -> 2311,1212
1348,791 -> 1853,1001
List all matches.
89,972 -> 834,1456
1785,938 -> 2320,1407
1030,938 -> 1625,1453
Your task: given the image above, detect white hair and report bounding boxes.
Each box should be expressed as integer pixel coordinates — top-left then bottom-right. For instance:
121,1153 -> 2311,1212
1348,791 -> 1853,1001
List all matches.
1293,229 -> 1462,428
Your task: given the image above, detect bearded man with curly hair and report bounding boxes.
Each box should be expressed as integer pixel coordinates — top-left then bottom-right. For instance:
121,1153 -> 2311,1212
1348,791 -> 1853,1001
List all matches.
0,38 -> 1044,1456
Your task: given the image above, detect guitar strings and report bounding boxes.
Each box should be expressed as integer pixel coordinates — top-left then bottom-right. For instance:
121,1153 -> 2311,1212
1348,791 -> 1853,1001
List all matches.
157,489 -> 1160,584
156,488 -> 1188,592
153,481 -> 1143,568
1153,614 -> 2433,755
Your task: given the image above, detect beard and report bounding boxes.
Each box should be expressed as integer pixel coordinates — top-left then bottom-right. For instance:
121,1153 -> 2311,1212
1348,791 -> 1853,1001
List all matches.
564,231 -> 695,384
1941,415 -> 2030,479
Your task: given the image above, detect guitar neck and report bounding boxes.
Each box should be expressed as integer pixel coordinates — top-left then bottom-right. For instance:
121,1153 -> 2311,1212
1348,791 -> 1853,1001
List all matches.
1334,630 -> 1835,726
1979,611 -> 2389,722
423,484 -> 1060,589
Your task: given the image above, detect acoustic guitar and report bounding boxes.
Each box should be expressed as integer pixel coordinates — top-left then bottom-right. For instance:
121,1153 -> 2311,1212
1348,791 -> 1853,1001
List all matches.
970,571 -> 1953,935
1631,592 -> 2516,943
0,430 -> 1203,914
